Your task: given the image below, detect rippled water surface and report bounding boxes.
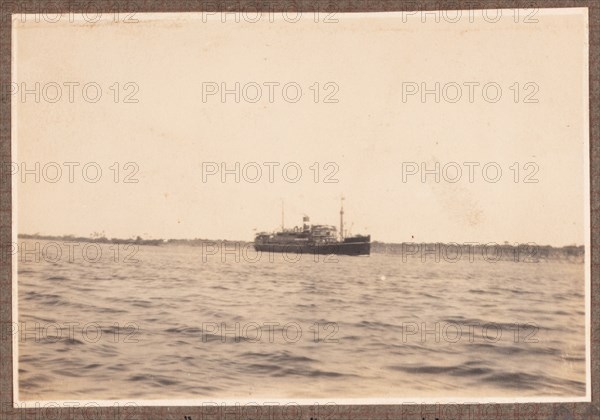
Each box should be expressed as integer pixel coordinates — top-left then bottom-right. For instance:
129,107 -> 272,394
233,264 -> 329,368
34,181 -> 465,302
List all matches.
18,240 -> 586,400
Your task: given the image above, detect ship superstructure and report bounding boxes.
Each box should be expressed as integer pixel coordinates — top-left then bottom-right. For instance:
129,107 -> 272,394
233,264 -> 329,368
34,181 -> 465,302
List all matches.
254,199 -> 370,256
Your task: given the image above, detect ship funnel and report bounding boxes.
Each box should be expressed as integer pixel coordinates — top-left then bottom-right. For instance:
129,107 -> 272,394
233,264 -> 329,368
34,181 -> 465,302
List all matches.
303,215 -> 310,231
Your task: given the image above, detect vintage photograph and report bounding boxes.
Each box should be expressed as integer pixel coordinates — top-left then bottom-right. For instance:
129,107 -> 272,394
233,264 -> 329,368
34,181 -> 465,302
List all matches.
10,6 -> 590,407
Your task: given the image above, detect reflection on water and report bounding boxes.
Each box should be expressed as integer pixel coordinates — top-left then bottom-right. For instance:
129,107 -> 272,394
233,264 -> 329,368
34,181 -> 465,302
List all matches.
17,240 -> 586,400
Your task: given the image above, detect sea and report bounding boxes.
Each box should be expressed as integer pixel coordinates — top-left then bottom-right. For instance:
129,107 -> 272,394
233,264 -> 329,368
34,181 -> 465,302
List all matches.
16,239 -> 586,401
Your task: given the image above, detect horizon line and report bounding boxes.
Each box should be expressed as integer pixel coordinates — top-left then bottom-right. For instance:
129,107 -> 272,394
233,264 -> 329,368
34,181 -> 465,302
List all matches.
15,232 -> 585,249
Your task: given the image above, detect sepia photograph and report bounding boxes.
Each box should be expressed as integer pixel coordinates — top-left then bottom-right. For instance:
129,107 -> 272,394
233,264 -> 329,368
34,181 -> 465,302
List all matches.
3,2 -> 594,417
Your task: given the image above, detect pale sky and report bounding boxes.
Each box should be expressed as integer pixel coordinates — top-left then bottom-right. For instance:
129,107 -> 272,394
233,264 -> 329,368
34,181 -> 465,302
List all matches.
13,9 -> 589,245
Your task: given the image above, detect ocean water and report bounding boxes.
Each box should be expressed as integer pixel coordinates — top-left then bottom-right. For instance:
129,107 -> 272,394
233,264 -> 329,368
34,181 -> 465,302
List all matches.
16,240 -> 586,400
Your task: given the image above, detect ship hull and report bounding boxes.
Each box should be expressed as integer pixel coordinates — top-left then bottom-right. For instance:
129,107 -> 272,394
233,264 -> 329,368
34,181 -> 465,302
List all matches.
254,240 -> 370,256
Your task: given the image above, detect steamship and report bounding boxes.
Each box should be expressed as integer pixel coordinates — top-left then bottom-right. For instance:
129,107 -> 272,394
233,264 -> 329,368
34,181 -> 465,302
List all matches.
254,198 -> 371,256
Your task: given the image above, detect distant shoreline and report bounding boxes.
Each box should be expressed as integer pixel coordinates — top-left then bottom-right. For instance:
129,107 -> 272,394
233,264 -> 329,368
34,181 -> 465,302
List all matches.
16,233 -> 585,261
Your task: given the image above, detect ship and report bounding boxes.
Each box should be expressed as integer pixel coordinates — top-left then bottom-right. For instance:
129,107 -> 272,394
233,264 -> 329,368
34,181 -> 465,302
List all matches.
254,198 -> 370,256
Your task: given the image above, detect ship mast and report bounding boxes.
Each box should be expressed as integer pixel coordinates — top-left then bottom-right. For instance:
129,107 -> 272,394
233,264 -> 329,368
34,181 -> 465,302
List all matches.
340,195 -> 345,240
281,199 -> 285,231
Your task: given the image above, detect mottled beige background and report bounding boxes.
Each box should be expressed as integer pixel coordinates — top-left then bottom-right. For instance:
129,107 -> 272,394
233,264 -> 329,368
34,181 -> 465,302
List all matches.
13,9 -> 589,246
